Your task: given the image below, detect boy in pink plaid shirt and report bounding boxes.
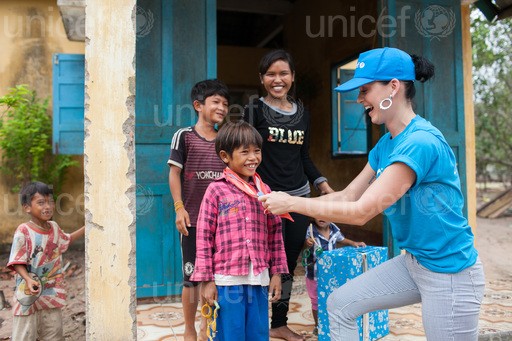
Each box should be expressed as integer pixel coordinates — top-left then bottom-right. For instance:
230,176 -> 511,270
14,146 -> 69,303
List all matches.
191,121 -> 288,340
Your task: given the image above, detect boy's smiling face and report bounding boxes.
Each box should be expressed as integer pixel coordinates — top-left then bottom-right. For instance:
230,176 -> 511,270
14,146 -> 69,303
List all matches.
221,144 -> 262,181
24,193 -> 54,225
194,94 -> 229,125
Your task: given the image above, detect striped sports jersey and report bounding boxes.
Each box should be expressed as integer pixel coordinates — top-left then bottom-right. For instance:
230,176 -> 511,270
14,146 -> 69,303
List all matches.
168,126 -> 225,226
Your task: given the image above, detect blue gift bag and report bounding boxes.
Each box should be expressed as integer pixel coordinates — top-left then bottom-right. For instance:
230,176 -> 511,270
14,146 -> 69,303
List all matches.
317,246 -> 389,341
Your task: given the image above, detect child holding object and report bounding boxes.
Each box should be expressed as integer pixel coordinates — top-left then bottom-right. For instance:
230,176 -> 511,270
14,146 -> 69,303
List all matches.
191,120 -> 288,341
7,181 -> 85,341
303,217 -> 366,335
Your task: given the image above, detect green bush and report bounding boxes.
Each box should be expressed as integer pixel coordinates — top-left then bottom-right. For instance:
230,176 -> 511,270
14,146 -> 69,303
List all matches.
0,84 -> 78,193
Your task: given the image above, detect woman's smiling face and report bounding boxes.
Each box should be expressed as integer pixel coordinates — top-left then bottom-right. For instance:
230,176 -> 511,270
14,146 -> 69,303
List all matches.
357,81 -> 393,125
260,60 -> 295,100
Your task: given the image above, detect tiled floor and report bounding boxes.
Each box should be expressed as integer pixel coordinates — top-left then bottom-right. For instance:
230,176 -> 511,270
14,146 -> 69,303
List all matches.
137,275 -> 512,341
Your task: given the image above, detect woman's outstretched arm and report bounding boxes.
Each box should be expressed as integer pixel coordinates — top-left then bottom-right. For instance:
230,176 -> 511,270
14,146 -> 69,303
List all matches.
260,162 -> 415,226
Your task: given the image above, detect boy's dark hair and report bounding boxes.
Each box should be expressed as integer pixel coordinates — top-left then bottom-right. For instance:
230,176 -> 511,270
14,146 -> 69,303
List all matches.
20,181 -> 53,206
215,120 -> 263,157
190,79 -> 230,107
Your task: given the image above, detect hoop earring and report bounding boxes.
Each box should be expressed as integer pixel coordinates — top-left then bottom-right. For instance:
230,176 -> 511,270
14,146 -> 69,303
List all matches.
379,96 -> 393,110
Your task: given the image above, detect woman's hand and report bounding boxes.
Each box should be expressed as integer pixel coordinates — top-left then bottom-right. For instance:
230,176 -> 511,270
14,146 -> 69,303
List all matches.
318,181 -> 335,195
269,274 -> 282,302
258,192 -> 293,215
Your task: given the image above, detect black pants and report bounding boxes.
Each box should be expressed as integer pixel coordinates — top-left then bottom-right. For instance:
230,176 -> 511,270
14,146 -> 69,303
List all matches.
271,210 -> 311,328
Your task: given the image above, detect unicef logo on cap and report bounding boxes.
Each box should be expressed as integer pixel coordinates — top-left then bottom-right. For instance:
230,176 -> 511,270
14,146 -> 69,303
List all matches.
415,5 -> 456,41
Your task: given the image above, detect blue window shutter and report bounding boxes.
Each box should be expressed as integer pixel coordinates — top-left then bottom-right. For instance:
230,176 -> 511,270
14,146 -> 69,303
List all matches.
332,68 -> 369,156
52,53 -> 85,155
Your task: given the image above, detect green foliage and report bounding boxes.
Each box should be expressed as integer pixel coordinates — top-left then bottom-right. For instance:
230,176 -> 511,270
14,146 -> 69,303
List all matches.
471,10 -> 512,184
0,85 -> 78,193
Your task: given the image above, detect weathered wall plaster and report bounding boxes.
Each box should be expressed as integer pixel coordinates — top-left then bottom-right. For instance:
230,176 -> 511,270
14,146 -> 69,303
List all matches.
84,0 -> 136,339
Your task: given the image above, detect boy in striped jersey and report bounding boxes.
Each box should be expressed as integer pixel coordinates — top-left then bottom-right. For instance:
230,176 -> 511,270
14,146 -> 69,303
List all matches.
167,79 -> 229,341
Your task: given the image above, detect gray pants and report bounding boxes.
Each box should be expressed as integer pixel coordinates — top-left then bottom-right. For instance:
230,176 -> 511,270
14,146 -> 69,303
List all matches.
12,308 -> 64,341
327,253 -> 485,341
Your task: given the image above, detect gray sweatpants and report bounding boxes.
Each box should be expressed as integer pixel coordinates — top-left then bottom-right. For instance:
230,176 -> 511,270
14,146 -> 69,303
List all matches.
12,308 -> 64,341
327,253 -> 485,341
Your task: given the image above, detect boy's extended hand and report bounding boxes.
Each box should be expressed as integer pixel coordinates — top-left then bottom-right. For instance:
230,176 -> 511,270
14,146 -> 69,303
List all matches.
269,274 -> 282,302
26,277 -> 41,295
70,225 -> 85,243
305,237 -> 315,248
175,208 -> 191,236
201,281 -> 218,306
351,241 -> 366,248
14,265 -> 41,295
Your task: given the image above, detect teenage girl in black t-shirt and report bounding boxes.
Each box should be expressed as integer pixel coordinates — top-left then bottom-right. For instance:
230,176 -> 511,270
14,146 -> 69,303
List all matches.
243,49 -> 334,340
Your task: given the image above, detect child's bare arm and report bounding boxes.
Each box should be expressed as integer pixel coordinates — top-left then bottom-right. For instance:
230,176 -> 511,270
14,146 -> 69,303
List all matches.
169,166 -> 191,236
70,225 -> 85,243
337,238 -> 366,248
13,264 -> 40,295
303,237 -> 315,250
269,274 -> 282,302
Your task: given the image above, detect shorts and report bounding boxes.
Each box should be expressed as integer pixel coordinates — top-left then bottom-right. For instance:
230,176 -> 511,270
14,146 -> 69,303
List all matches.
12,308 -> 63,341
181,227 -> 200,287
306,277 -> 318,310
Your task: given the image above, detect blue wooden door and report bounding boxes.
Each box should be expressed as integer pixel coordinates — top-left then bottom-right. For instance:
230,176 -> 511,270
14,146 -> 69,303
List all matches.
135,0 -> 216,297
381,0 -> 466,257
52,54 -> 85,155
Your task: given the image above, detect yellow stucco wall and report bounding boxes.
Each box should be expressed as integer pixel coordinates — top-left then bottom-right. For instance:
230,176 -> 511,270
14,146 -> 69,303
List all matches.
0,0 -> 85,245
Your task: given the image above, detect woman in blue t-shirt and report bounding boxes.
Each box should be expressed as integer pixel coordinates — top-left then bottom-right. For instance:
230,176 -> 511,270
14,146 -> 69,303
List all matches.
259,47 -> 485,341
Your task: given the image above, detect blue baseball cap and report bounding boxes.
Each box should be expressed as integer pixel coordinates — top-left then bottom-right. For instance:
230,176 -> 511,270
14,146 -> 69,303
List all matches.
334,47 -> 415,92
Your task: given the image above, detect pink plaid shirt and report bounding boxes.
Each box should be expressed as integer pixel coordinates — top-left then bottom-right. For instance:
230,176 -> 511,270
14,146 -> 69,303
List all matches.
191,174 -> 288,282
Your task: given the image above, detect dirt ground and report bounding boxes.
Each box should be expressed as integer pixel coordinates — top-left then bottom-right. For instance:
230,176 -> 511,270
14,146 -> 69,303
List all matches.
0,188 -> 511,340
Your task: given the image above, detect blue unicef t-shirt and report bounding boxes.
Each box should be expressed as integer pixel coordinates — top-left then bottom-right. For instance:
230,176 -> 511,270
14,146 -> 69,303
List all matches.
369,115 -> 478,273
